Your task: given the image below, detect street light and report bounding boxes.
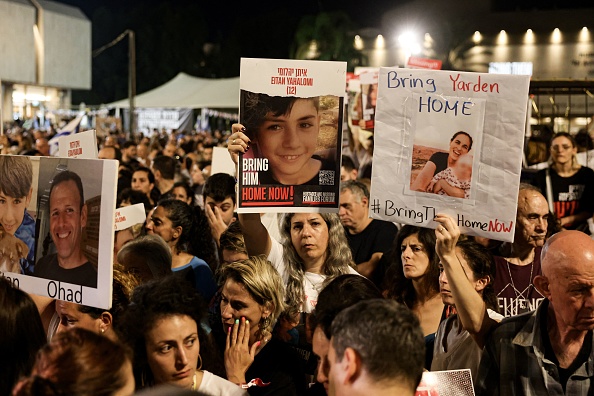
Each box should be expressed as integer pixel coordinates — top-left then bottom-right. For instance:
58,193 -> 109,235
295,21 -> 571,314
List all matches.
398,31 -> 421,62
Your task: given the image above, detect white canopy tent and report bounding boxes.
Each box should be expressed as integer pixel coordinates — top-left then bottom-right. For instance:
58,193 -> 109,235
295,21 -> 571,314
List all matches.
107,73 -> 240,109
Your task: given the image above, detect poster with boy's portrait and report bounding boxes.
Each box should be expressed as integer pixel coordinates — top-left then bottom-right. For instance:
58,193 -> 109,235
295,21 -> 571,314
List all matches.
0,155 -> 117,309
370,68 -> 530,242
237,58 -> 346,213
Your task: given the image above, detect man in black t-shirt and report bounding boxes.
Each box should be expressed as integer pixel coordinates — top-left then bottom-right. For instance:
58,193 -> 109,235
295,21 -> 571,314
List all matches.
339,181 -> 397,279
493,184 -> 549,317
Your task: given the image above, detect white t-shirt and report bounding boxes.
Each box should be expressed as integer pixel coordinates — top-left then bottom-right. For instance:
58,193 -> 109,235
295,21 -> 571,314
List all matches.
267,237 -> 359,313
198,370 -> 247,396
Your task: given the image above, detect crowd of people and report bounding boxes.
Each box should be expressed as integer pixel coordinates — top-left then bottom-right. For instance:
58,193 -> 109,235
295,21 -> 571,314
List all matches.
1,118 -> 594,396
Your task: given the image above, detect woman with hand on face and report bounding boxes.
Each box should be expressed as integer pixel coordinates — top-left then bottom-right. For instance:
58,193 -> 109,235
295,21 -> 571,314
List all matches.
534,132 -> 594,231
228,93 -> 335,186
146,198 -> 217,302
432,214 -> 503,379
119,275 -> 244,395
218,256 -> 306,395
410,131 -> 473,197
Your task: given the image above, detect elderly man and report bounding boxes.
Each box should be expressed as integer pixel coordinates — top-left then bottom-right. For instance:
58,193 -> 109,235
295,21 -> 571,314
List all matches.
339,180 -> 397,279
327,299 -> 425,396
493,184 -> 550,316
475,230 -> 594,395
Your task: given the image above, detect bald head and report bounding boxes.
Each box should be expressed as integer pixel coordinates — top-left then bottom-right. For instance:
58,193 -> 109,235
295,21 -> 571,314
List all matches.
537,231 -> 594,332
515,189 -> 549,248
541,231 -> 594,277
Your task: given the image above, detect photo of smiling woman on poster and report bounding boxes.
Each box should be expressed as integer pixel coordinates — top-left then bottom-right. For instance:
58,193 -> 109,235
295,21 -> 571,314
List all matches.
230,91 -> 339,186
410,131 -> 474,199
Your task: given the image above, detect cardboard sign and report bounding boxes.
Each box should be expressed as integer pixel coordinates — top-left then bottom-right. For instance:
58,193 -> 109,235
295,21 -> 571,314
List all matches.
0,155 -> 118,309
59,129 -> 99,159
370,68 -> 530,242
416,369 -> 475,396
114,203 -> 146,231
237,58 -> 346,213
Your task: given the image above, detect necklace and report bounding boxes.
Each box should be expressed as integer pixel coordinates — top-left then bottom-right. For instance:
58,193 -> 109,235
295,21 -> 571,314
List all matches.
506,260 -> 534,312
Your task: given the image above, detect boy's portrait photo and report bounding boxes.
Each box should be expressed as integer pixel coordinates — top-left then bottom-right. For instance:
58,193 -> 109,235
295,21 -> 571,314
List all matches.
0,156 -> 37,274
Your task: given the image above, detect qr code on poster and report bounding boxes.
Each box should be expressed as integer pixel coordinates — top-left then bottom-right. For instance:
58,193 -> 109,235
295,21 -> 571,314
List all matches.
319,170 -> 335,185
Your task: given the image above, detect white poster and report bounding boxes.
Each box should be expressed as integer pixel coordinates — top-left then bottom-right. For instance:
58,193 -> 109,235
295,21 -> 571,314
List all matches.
237,58 -> 346,213
0,155 -> 118,309
211,146 -> 236,177
59,129 -> 99,159
371,68 -> 530,242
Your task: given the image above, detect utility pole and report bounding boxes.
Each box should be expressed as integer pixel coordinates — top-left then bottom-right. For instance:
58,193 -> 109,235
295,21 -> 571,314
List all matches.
93,29 -> 136,139
128,30 -> 136,140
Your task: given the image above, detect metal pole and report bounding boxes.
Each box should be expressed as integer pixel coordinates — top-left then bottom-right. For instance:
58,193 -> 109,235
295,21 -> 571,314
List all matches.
128,30 -> 136,140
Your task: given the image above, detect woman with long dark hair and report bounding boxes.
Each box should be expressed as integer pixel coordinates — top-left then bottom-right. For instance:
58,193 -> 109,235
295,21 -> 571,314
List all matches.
119,275 -> 241,394
146,198 -> 217,301
383,225 -> 443,336
0,277 -> 46,396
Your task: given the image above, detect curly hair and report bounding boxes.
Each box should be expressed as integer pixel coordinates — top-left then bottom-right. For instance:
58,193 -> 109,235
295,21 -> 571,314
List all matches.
190,206 -> 218,270
118,275 -> 221,388
383,225 -> 440,309
280,212 -> 354,312
218,255 -> 286,337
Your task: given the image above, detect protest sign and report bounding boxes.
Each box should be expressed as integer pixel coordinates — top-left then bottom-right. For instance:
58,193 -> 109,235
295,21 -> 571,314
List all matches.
0,155 -> 118,309
237,58 -> 346,213
59,129 -> 99,159
370,68 -> 530,242
211,146 -> 236,177
114,203 -> 146,231
415,369 -> 475,396
359,70 -> 378,133
407,56 -> 443,70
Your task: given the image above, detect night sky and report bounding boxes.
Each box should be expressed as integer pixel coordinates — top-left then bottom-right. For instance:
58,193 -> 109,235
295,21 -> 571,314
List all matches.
52,0 -> 593,104
52,0 -> 400,104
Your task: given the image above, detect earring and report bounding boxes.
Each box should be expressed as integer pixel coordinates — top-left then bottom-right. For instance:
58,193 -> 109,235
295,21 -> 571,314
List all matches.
100,328 -> 105,334
261,316 -> 271,331
197,354 -> 202,370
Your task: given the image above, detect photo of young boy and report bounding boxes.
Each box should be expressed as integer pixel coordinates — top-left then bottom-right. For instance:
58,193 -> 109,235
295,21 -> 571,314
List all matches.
240,91 -> 339,186
0,156 -> 36,274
